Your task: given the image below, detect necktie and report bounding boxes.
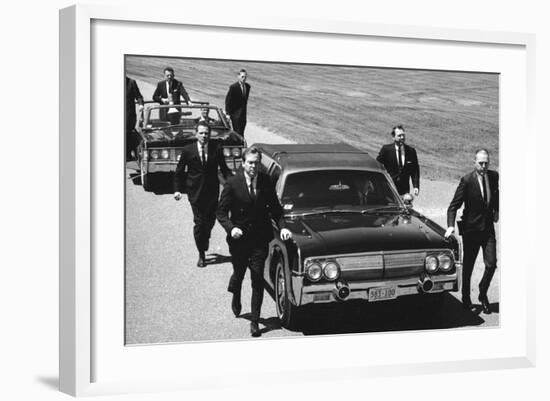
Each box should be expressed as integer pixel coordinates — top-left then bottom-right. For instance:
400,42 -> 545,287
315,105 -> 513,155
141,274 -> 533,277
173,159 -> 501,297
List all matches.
201,145 -> 206,166
241,83 -> 246,98
398,146 -> 403,168
249,183 -> 256,201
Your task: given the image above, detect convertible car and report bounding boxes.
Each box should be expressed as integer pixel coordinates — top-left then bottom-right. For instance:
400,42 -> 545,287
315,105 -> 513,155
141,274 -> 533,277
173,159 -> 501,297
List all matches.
256,143 -> 462,329
135,103 -> 245,191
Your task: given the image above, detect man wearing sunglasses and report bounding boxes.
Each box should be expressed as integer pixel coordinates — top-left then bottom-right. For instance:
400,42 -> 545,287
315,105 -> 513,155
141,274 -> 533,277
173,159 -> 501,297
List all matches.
445,149 -> 499,314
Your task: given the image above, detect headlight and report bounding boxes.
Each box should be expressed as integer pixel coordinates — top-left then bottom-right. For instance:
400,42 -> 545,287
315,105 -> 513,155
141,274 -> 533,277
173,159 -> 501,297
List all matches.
438,254 -> 453,272
306,262 -> 323,282
231,147 -> 241,157
323,261 -> 340,281
150,150 -> 159,159
161,149 -> 170,159
176,152 -> 182,161
223,148 -> 231,157
425,255 -> 439,273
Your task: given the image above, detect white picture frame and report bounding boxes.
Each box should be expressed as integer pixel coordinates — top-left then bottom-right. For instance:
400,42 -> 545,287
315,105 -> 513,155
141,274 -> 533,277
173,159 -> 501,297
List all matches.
59,4 -> 536,397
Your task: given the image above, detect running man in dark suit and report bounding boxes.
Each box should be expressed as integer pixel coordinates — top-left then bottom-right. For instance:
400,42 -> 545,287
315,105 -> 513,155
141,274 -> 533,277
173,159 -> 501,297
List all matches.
125,76 -> 144,160
376,125 -> 420,196
152,66 -> 191,125
224,69 -> 250,137
216,146 -> 292,337
174,121 -> 232,267
445,149 -> 499,314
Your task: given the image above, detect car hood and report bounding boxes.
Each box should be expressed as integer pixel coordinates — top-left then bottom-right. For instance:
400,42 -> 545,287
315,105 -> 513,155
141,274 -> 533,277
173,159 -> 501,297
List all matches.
142,129 -> 197,147
285,210 -> 449,258
142,128 -> 241,147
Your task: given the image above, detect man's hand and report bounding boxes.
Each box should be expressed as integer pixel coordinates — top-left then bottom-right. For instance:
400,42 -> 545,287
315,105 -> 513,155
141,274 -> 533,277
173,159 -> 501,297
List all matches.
413,187 -> 419,196
162,98 -> 169,104
138,104 -> 144,112
280,228 -> 292,241
444,227 -> 454,239
174,192 -> 183,201
231,227 -> 243,239
493,210 -> 499,223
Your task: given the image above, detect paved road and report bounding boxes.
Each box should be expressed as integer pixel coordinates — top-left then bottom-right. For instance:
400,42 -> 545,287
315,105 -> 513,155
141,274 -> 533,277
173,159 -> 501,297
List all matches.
125,124 -> 499,345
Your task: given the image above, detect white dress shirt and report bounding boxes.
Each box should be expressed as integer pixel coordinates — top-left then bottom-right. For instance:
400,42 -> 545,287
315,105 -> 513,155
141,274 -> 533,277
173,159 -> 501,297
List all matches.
197,142 -> 208,164
244,172 -> 257,195
394,144 -> 405,167
476,172 -> 490,204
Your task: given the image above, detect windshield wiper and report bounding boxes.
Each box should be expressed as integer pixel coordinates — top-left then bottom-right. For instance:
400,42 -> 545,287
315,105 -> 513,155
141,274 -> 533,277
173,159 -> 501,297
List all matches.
290,207 -> 369,217
362,204 -> 406,213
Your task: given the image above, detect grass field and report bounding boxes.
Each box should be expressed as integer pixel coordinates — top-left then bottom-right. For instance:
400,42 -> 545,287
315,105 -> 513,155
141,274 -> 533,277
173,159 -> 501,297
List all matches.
127,56 -> 498,182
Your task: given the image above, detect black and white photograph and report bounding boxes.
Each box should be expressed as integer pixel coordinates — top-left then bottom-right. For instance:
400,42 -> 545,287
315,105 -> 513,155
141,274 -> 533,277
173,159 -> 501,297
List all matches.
124,56 -> 499,344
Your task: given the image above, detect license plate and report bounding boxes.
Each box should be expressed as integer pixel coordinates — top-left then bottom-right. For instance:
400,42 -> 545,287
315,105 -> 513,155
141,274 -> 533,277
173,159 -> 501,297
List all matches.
368,286 -> 397,302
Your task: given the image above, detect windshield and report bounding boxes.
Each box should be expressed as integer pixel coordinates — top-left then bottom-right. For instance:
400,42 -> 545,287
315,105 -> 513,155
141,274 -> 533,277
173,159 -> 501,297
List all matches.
281,170 -> 401,212
144,106 -> 228,131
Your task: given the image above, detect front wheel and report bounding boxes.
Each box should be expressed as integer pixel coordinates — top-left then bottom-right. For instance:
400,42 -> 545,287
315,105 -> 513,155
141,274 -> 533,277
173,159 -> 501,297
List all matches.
140,158 -> 151,191
274,253 -> 302,330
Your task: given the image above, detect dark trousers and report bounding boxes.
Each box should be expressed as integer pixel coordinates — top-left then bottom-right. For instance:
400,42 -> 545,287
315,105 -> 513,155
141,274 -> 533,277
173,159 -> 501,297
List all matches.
461,226 -> 497,302
126,113 -> 137,159
392,173 -> 410,195
227,237 -> 268,322
190,198 -> 217,253
230,115 -> 247,137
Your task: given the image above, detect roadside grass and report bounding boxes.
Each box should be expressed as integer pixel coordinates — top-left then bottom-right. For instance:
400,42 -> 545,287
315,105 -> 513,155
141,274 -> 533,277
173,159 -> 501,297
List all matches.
127,56 -> 498,182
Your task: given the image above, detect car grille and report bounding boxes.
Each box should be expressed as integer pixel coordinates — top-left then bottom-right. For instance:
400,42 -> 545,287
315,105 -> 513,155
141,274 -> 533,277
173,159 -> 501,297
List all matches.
336,251 -> 426,280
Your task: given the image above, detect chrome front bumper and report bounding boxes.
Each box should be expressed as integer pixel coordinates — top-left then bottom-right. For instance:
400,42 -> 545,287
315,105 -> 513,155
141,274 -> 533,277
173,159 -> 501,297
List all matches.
296,266 -> 461,305
147,162 -> 176,173
145,158 -> 242,174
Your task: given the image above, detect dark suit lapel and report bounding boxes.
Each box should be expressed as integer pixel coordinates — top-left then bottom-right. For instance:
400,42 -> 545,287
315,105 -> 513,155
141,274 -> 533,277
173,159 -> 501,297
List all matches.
389,144 -> 399,169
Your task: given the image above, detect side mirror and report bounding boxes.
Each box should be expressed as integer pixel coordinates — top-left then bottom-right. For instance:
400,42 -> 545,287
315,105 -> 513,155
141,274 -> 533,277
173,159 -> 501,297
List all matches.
403,193 -> 413,208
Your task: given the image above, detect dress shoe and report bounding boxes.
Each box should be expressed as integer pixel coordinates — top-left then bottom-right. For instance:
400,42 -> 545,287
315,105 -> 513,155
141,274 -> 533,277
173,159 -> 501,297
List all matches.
250,321 -> 261,337
479,297 -> 491,314
462,298 -> 473,309
197,252 -> 206,268
231,294 -> 241,317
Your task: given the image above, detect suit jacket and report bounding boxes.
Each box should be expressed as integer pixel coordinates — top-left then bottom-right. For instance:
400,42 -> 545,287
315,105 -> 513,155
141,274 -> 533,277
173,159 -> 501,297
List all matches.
153,79 -> 190,121
217,169 -> 286,244
376,143 -> 420,194
225,81 -> 250,121
152,79 -> 190,105
173,141 -> 231,205
125,77 -> 143,120
447,170 -> 499,233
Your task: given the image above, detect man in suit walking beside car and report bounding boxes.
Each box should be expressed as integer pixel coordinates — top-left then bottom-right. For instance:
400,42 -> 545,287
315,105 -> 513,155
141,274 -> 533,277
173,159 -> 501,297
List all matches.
216,146 -> 292,337
445,149 -> 499,314
376,125 -> 420,196
125,76 -> 144,160
225,68 -> 250,137
174,121 -> 232,268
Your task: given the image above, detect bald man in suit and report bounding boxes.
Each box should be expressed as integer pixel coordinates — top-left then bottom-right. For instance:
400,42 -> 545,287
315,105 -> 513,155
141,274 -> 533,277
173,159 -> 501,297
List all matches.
445,149 -> 499,314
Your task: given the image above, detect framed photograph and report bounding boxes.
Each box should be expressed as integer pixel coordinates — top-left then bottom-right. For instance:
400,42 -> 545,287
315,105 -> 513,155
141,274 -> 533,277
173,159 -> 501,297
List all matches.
60,4 -> 535,397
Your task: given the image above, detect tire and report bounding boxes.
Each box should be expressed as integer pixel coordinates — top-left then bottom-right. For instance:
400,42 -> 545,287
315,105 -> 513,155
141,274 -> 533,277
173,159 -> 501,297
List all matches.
140,158 -> 151,191
274,252 -> 302,330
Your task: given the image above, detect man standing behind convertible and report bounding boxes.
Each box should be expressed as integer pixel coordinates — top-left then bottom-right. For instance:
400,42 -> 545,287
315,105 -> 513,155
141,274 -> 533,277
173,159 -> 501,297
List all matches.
376,125 -> 420,196
225,68 -> 250,137
153,66 -> 191,125
174,121 -> 232,268
216,146 -> 292,337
